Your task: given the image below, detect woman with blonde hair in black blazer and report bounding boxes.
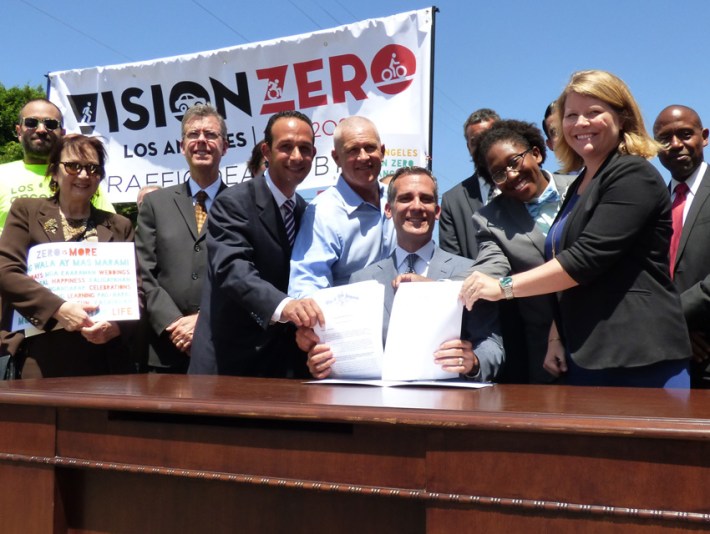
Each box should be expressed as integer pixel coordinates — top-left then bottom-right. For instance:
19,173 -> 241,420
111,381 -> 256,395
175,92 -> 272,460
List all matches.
461,70 -> 691,388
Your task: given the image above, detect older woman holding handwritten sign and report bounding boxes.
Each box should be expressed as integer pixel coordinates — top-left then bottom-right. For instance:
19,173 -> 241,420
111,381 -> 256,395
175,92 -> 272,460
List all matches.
0,134 -> 136,378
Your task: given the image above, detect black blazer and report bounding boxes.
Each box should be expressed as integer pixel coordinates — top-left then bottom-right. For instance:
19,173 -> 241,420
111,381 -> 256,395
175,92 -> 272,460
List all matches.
671,165 -> 710,383
439,173 -> 483,259
673,164 -> 710,330
188,175 -> 308,377
554,153 -> 690,369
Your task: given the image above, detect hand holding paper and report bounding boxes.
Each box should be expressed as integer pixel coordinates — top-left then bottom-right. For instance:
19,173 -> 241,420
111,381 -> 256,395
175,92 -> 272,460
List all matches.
53,301 -> 97,331
310,281 -> 384,379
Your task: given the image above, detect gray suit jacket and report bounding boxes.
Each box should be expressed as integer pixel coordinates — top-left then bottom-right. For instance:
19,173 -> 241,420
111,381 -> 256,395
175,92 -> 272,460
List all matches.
136,180 -> 227,371
439,173 -> 483,259
470,173 -> 576,383
672,165 -> 710,384
349,247 -> 504,382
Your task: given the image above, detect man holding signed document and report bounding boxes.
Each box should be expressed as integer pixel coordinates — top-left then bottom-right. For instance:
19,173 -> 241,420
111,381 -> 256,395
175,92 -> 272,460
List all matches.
299,166 -> 504,382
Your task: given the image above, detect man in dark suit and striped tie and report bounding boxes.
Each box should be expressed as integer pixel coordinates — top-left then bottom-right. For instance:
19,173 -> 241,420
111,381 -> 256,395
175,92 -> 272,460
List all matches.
189,111 -> 324,377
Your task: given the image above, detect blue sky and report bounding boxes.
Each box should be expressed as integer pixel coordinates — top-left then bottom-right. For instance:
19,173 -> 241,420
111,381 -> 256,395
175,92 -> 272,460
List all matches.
3,0 -> 708,194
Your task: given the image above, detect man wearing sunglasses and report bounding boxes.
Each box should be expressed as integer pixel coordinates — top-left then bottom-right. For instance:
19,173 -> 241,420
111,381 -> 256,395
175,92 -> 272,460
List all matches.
0,98 -> 114,234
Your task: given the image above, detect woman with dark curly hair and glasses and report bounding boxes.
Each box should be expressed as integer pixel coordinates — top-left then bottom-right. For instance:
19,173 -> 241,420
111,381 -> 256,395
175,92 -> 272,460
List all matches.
461,70 -> 691,388
464,119 -> 576,383
0,134 -> 137,378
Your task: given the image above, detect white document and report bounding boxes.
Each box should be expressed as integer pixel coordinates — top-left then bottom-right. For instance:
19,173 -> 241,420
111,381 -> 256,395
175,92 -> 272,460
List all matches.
382,281 -> 464,381
11,242 -> 140,334
312,280 -> 384,379
307,378 -> 491,389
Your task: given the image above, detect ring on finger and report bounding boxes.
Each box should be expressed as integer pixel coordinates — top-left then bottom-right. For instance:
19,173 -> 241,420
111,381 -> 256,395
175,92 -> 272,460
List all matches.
459,357 -> 463,366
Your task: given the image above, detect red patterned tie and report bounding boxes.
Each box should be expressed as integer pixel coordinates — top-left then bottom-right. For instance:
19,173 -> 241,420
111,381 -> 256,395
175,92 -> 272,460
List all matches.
669,182 -> 689,279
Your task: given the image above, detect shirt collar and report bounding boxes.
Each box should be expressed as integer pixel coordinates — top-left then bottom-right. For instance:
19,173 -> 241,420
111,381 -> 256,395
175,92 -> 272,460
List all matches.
395,240 -> 436,269
671,161 -> 707,197
23,161 -> 49,175
335,175 -> 385,214
188,177 -> 222,200
525,171 -> 560,206
264,171 -> 296,208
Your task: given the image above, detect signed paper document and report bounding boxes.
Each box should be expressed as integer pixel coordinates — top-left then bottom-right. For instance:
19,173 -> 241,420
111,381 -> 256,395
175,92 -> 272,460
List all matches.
382,281 -> 464,381
312,281 -> 384,379
12,242 -> 140,334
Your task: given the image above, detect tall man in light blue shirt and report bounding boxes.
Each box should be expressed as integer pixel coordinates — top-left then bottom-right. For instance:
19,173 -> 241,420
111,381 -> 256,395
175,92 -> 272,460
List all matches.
288,116 -> 395,297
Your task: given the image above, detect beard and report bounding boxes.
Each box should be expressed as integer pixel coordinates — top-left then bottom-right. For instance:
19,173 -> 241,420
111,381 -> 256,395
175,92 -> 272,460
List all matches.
21,132 -> 56,161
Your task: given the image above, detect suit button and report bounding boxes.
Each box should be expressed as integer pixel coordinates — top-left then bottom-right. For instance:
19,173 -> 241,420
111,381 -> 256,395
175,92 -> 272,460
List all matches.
194,244 -> 201,252
191,273 -> 198,280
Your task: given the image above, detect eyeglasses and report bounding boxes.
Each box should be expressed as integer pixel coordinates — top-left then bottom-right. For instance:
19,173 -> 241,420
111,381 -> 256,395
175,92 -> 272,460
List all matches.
61,162 -> 103,176
490,149 -> 533,185
21,117 -> 62,131
184,129 -> 222,141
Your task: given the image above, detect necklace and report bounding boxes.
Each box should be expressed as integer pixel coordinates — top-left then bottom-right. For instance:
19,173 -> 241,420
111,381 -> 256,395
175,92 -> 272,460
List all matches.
60,213 -> 90,241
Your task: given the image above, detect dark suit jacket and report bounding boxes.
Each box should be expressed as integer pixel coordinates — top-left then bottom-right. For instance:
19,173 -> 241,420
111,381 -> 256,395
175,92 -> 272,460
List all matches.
439,173 -> 483,259
349,247 -> 504,382
188,175 -> 308,377
0,197 -> 136,377
671,164 -> 710,383
555,153 -> 690,369
136,180 -> 227,372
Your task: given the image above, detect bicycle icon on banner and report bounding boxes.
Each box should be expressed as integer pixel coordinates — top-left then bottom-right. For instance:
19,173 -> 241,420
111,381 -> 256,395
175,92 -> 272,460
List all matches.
381,53 -> 408,81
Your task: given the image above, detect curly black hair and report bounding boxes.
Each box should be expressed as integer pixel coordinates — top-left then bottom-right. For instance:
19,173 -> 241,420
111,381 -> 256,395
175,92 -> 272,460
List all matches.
473,119 -> 547,180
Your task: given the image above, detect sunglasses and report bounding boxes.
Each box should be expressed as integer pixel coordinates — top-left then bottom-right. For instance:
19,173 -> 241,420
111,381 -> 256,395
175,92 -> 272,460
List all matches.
21,117 -> 62,131
61,162 -> 103,176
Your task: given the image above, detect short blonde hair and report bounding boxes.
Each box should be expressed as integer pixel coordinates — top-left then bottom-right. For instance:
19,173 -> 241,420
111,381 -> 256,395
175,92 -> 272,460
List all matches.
554,70 -> 661,173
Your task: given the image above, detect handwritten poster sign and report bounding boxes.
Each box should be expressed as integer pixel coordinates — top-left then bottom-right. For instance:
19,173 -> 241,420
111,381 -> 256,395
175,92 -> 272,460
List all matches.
12,242 -> 140,333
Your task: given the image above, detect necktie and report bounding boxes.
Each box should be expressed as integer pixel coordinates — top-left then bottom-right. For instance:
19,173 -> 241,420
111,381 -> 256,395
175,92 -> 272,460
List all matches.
405,253 -> 418,274
194,190 -> 208,233
283,198 -> 296,246
487,183 -> 496,203
669,182 -> 689,278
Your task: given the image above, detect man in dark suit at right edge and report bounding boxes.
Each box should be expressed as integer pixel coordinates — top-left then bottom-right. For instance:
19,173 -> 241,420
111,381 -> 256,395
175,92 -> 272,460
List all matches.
654,105 -> 710,388
189,111 -> 323,377
438,108 -> 499,259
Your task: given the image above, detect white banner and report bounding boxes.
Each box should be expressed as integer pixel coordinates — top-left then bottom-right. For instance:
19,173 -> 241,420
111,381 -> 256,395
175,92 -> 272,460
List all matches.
48,9 -> 433,203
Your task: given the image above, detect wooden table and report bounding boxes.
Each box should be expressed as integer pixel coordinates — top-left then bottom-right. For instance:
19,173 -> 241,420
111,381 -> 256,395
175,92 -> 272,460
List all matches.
0,375 -> 709,533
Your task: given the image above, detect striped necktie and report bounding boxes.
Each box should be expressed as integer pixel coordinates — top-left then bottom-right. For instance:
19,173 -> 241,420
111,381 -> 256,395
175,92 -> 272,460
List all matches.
283,198 -> 296,246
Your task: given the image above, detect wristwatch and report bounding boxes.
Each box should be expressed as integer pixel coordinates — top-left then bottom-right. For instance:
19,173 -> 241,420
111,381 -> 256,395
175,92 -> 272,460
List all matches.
499,276 -> 514,300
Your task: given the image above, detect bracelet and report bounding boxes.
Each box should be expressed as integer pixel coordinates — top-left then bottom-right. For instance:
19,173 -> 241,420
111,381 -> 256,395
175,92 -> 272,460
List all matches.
548,337 -> 562,343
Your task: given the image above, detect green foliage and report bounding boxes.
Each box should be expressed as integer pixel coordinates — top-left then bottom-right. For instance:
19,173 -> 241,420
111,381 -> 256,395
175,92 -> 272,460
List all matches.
0,141 -> 24,164
0,83 -> 46,164
115,202 -> 139,226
